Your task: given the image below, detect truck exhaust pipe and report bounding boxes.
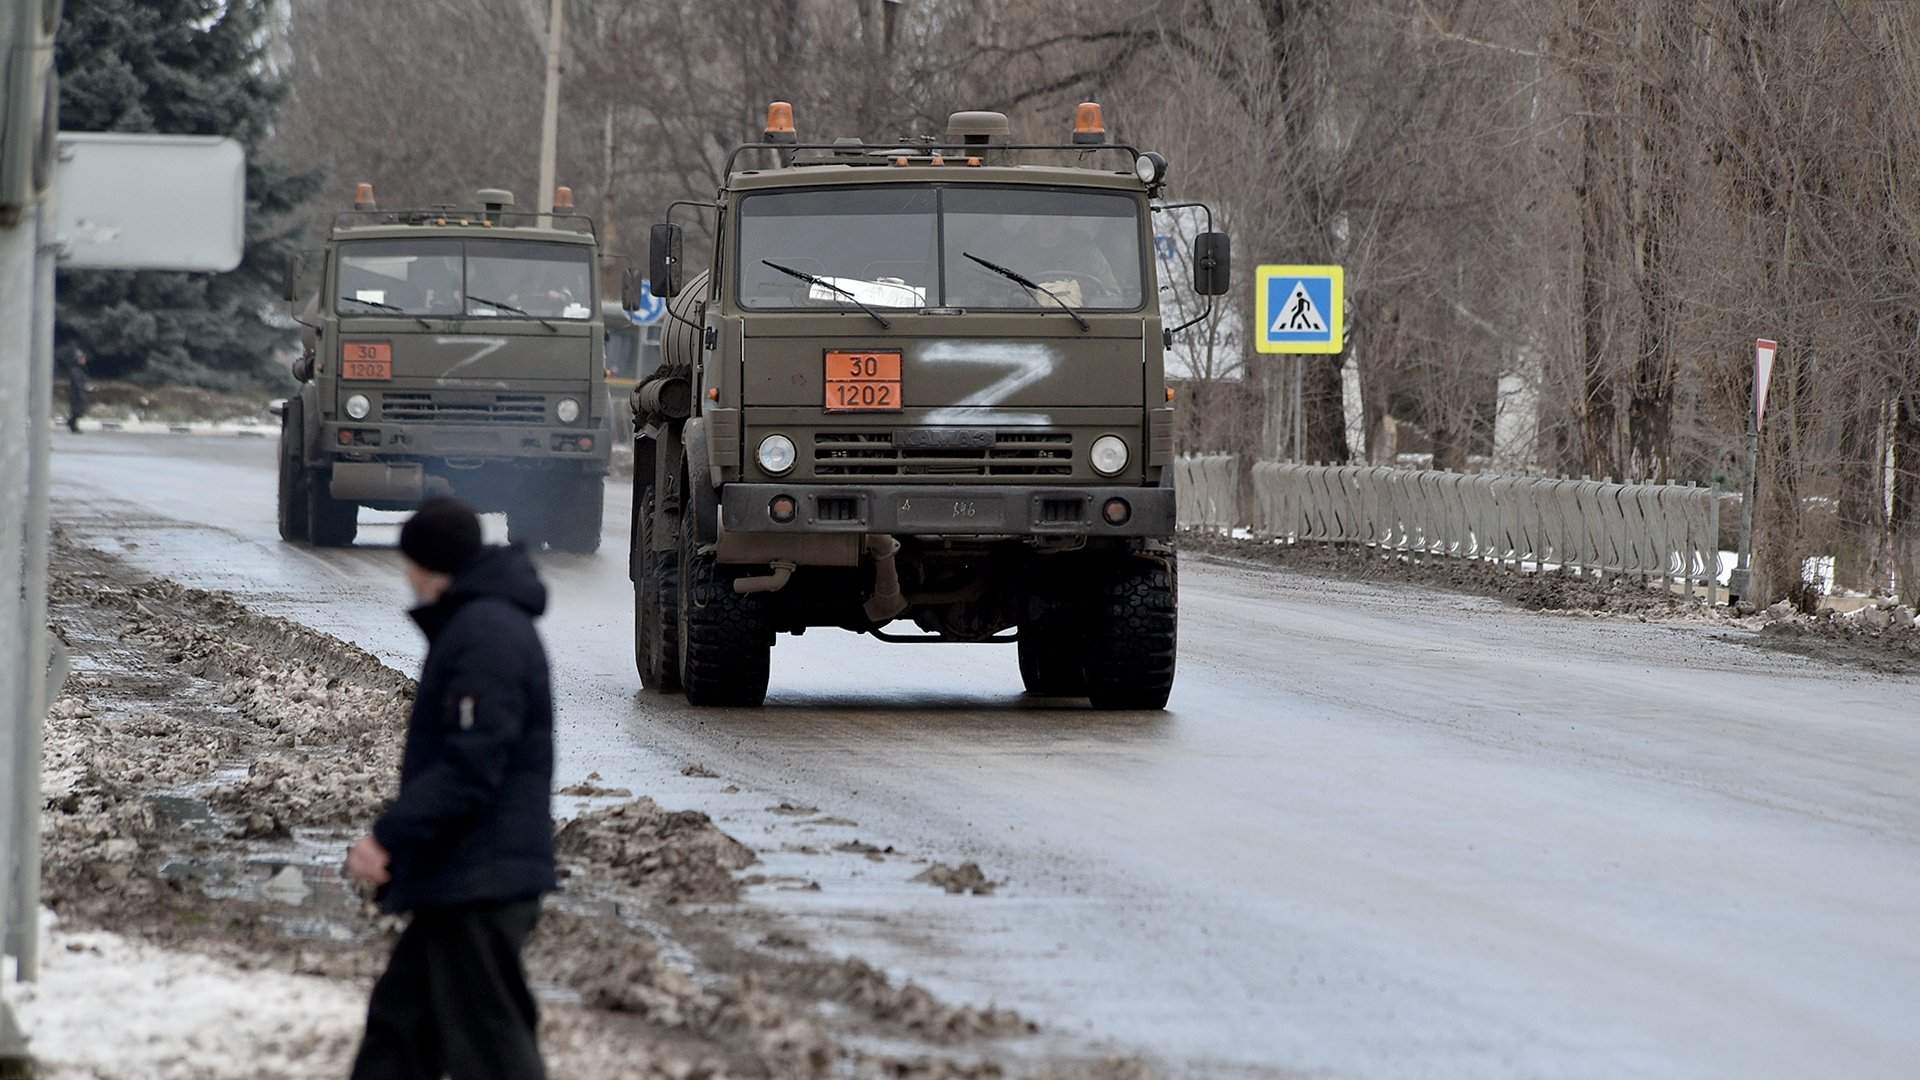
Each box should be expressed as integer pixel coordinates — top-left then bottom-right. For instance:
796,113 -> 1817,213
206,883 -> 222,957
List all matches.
863,536 -> 908,623
733,560 -> 795,595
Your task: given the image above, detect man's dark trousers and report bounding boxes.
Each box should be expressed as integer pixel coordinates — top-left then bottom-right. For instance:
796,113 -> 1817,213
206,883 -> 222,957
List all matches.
350,898 -> 545,1080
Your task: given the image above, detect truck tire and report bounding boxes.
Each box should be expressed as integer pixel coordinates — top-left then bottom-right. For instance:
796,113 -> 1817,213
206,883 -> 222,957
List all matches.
634,488 -> 680,691
506,508 -> 544,548
676,498 -> 770,706
1017,617 -> 1088,697
548,477 -> 604,554
276,400 -> 310,543
1084,554 -> 1177,710
306,470 -> 359,548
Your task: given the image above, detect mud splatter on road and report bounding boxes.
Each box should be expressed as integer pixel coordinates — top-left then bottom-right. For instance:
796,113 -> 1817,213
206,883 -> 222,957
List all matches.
913,862 -> 999,896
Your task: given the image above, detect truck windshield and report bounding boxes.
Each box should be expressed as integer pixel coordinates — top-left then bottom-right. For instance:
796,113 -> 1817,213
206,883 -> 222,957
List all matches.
736,185 -> 1144,312
336,239 -> 594,320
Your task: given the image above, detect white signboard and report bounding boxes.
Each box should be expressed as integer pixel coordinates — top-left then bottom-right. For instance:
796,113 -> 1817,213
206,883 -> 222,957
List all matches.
53,133 -> 245,272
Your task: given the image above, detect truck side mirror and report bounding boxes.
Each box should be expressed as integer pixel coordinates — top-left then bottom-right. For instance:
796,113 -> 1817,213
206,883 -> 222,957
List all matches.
284,252 -> 303,302
1193,232 -> 1231,296
621,266 -> 643,312
649,223 -> 682,299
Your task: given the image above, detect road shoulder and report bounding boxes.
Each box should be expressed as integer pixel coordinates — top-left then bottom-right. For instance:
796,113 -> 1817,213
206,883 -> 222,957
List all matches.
33,534 -> 1148,1080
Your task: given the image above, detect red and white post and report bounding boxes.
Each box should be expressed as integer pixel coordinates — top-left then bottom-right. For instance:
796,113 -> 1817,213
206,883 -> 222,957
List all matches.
1732,338 -> 1778,602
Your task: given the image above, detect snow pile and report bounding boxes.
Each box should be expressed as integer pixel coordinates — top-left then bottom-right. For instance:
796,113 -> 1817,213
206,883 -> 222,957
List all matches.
553,797 -> 757,904
3,912 -> 363,1080
207,657 -> 411,836
78,417 -> 274,438
1757,596 -> 1920,668
912,862 -> 999,896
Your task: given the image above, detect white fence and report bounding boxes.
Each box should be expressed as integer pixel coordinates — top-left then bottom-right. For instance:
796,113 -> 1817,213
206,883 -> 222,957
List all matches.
1173,454 -> 1240,532
1176,457 -> 1723,604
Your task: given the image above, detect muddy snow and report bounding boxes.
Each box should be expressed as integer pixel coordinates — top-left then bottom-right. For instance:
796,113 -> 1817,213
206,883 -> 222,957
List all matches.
24,535 -> 1151,1079
1182,531 -> 1920,673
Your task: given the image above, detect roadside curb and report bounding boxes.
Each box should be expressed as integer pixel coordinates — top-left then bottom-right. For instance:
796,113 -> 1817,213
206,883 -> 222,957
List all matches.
73,418 -> 273,438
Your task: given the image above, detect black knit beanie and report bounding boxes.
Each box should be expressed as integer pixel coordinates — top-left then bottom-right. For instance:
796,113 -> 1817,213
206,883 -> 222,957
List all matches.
400,497 -> 482,574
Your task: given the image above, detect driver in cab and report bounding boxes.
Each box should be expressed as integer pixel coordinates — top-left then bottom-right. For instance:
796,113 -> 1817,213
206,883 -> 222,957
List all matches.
973,214 -> 1120,308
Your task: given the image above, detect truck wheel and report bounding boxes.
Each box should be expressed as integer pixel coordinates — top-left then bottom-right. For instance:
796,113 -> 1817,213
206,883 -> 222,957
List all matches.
1017,616 -> 1087,697
306,471 -> 359,548
276,400 -> 310,542
549,477 -> 605,554
634,488 -> 680,691
506,509 -> 544,549
676,499 -> 770,706
1084,554 -> 1177,710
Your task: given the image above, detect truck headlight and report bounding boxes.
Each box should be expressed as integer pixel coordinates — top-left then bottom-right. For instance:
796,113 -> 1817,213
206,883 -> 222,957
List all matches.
344,393 -> 371,420
757,434 -> 796,475
556,397 -> 581,423
1090,434 -> 1129,476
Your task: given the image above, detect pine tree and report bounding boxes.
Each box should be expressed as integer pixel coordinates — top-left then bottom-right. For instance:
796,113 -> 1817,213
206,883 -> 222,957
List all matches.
55,0 -> 317,390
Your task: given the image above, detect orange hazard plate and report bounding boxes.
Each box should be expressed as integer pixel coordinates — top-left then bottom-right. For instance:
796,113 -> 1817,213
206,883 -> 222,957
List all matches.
341,342 -> 392,380
825,350 -> 902,412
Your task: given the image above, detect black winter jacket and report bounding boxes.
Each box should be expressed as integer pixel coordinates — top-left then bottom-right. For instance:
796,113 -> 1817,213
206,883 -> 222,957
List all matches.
372,545 -> 557,913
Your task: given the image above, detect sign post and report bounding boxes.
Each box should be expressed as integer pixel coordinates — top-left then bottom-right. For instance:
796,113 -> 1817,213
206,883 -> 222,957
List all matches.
3,122 -> 248,1064
1730,337 -> 1778,603
1255,264 -> 1344,461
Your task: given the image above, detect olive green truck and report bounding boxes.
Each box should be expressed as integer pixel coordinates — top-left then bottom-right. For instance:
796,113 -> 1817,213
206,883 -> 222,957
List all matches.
629,103 -> 1230,708
278,186 -> 614,552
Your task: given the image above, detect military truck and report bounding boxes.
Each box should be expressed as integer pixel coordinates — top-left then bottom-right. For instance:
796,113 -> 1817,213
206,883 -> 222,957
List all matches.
629,103 -> 1230,708
277,185 -> 615,552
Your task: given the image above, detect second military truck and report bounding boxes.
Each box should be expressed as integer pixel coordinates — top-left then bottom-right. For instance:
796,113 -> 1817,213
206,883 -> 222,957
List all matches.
279,185 -> 615,552
630,104 -> 1230,708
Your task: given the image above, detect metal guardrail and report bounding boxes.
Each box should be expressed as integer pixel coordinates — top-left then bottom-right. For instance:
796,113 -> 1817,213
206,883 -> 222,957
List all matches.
1177,457 -> 1723,604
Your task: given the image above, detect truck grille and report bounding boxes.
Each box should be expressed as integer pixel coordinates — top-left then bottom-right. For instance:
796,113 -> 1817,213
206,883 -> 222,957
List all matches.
380,393 -> 547,424
813,431 -> 1073,477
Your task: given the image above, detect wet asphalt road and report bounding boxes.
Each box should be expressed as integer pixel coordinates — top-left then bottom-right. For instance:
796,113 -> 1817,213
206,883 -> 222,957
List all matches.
49,430 -> 1920,1079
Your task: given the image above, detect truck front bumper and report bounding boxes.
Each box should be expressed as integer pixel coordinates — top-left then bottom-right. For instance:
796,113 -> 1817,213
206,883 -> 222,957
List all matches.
320,422 -> 610,466
319,423 -> 609,503
719,484 -> 1174,538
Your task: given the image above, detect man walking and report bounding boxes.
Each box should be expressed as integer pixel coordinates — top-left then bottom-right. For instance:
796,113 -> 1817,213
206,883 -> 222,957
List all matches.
345,497 -> 555,1079
63,350 -> 88,433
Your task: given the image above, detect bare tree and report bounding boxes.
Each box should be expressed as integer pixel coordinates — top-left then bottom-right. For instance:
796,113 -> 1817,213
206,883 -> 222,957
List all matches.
270,0 -> 1920,603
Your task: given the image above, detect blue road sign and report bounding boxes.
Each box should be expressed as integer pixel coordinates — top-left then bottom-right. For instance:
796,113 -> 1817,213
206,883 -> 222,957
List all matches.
628,279 -> 667,324
1255,264 -> 1344,354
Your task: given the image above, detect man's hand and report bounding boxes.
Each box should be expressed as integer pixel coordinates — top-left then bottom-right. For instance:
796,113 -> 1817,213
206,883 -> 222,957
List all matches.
346,835 -> 391,885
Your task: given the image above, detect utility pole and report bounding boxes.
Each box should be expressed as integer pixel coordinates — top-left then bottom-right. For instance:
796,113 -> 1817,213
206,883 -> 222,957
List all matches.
537,0 -> 564,217
601,104 -> 616,256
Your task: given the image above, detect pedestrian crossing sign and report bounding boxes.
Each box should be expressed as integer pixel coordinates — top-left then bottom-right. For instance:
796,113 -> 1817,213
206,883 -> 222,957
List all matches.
1255,264 -> 1344,354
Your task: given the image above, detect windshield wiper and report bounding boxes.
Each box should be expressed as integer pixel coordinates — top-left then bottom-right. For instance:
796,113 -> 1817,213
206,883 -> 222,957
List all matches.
467,295 -> 557,332
961,252 -> 1090,332
760,260 -> 892,329
340,295 -> 431,329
